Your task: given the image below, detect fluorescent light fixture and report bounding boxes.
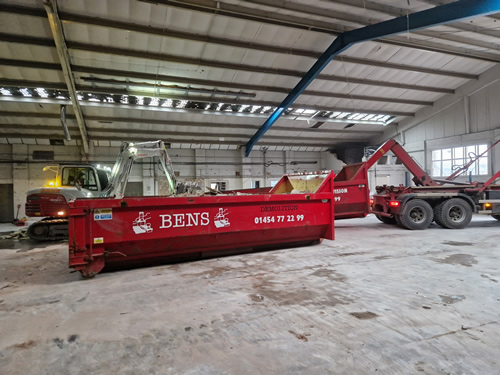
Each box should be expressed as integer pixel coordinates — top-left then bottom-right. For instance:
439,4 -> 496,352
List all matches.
35,88 -> 49,98
20,88 -> 32,97
149,97 -> 159,106
0,88 -> 12,96
177,100 -> 188,108
162,99 -> 173,107
136,96 -> 144,105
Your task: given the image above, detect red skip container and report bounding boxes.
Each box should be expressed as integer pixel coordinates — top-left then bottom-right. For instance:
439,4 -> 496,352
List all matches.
68,171 -> 335,278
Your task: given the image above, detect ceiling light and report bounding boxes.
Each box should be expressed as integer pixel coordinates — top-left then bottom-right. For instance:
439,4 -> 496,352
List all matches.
149,97 -> 159,106
20,88 -> 32,97
35,88 -> 49,98
0,88 -> 12,96
216,103 -> 224,111
136,96 -> 144,105
177,100 -> 188,108
162,99 -> 173,107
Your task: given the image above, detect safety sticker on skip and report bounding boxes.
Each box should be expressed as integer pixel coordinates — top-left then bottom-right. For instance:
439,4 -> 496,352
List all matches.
94,208 -> 112,220
94,237 -> 104,244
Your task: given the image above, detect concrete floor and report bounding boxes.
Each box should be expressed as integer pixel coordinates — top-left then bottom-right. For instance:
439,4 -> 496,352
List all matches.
0,215 -> 499,375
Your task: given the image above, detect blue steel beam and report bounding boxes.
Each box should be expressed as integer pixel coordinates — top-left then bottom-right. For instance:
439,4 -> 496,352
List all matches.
244,0 -> 500,156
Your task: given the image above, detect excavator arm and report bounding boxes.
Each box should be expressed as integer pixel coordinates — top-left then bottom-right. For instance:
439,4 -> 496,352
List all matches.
100,140 -> 176,198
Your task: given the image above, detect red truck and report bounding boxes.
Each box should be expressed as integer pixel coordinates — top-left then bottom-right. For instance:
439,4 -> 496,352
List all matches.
368,140 -> 500,230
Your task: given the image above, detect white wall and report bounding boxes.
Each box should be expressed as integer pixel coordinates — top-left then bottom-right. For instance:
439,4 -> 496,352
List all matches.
373,64 -> 500,182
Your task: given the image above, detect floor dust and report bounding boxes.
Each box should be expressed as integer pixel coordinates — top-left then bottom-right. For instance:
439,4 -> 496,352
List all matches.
434,254 -> 478,267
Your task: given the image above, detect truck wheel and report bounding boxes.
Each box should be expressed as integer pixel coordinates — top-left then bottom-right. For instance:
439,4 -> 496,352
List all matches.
493,215 -> 500,221
375,214 -> 397,224
433,201 -> 447,228
394,214 -> 404,228
399,199 -> 433,230
435,198 -> 472,229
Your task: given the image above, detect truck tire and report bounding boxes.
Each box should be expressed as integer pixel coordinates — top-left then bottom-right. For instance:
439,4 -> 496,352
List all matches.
433,201 -> 447,228
399,199 -> 433,230
375,214 -> 397,224
394,214 -> 403,228
435,198 -> 472,229
492,214 -> 500,221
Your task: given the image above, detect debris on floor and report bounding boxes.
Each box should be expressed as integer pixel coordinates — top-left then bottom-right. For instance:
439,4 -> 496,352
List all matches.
0,228 -> 29,240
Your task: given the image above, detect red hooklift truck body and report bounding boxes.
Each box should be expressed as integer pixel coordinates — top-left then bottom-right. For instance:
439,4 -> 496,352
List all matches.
68,171 -> 335,278
371,140 -> 500,230
331,138 -> 432,220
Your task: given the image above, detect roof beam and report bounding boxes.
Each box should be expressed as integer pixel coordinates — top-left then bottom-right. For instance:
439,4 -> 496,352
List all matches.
0,56 -> 456,95
0,124 -> 362,143
245,0 -> 500,156
253,0 -> 500,54
0,2 -> 484,80
0,131 -> 343,149
0,75 -> 433,108
329,0 -> 500,40
0,111 -> 384,136
137,0 -> 500,63
42,0 -> 89,154
0,32 -> 477,81
80,77 -> 432,106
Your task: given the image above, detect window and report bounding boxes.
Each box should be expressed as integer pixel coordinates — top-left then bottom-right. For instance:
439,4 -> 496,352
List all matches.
210,181 -> 227,191
62,167 -> 99,191
431,144 -> 488,177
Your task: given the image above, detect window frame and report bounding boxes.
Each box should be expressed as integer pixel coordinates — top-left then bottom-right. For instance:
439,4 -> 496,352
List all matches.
431,144 -> 489,178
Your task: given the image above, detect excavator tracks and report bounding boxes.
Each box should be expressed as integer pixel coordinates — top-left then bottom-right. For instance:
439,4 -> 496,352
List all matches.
27,218 -> 69,241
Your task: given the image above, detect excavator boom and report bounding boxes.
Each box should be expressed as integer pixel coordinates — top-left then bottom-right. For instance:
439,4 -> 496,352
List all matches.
100,140 -> 176,198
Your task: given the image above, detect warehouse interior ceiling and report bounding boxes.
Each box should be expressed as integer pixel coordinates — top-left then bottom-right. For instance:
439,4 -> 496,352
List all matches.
1,0 -> 500,153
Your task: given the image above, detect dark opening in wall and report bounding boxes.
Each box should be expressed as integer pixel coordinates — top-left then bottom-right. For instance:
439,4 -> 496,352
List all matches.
50,139 -> 65,146
32,150 -> 54,160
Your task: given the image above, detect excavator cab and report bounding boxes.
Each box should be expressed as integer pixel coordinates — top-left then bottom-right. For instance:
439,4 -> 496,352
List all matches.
60,166 -> 107,191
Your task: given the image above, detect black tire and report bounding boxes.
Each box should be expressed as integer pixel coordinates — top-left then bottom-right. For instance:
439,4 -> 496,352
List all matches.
435,198 -> 472,229
394,214 -> 404,228
399,199 -> 433,230
493,215 -> 500,221
376,214 -> 397,224
433,201 -> 447,228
